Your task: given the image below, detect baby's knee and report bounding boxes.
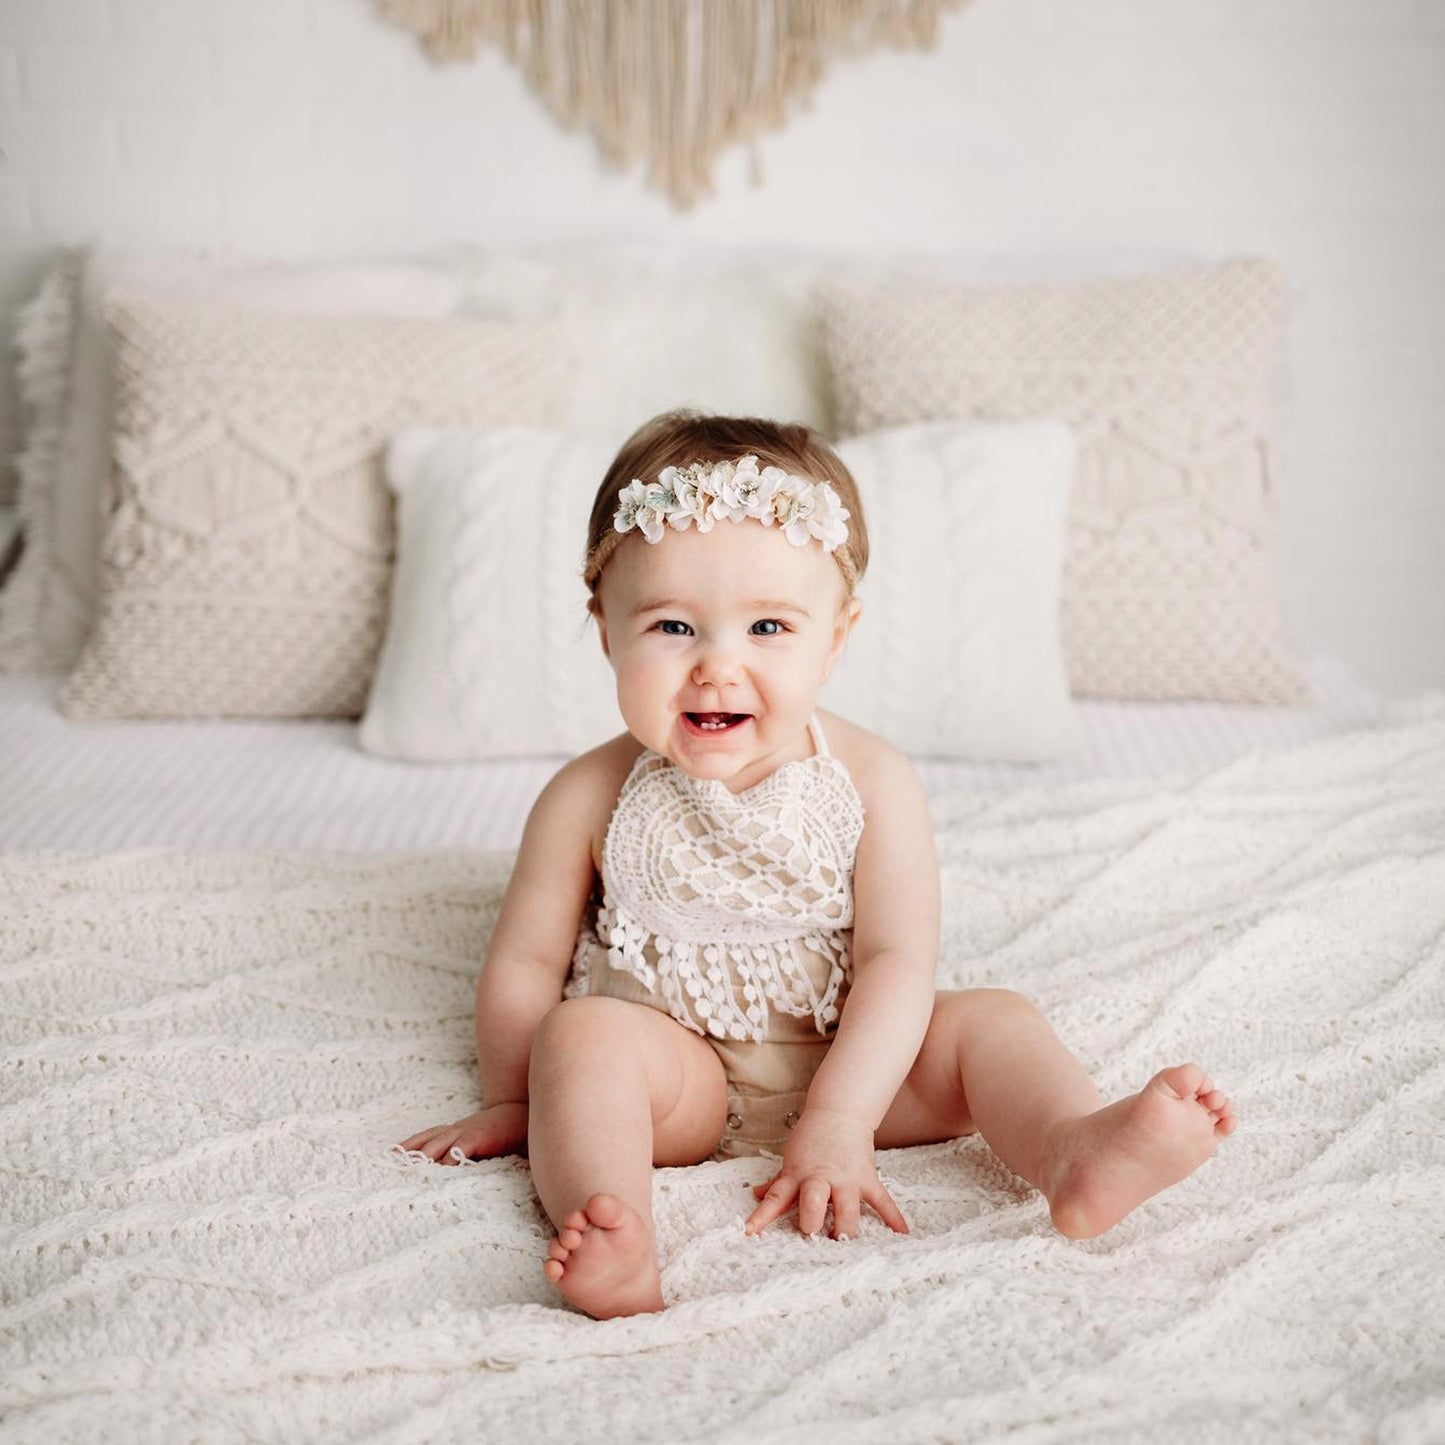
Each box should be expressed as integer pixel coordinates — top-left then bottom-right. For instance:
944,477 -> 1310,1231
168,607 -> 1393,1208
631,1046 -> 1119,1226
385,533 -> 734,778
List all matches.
956,986 -> 1038,1014
531,994 -> 634,1056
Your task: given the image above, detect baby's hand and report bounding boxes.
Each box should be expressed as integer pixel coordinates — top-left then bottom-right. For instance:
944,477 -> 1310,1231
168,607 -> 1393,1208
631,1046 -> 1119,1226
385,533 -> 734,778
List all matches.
396,1101 -> 529,1164
744,1106 -> 909,1241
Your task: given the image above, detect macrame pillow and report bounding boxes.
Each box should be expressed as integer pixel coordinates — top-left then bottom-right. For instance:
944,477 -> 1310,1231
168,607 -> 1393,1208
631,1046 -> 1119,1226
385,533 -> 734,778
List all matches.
0,247 -> 481,678
359,419 -> 1079,762
821,257 -> 1310,705
60,295 -> 574,720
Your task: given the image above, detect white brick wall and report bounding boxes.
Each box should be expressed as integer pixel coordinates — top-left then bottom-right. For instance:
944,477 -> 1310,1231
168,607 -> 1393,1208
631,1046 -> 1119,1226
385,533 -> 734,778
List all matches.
0,0 -> 1442,694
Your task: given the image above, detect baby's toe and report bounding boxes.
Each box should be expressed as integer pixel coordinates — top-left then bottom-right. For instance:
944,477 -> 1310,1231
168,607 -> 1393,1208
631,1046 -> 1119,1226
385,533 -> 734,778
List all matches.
548,1239 -> 570,1263
543,1259 -> 564,1283
561,1208 -> 591,1234
584,1192 -> 630,1229
557,1226 -> 584,1251
1156,1063 -> 1206,1100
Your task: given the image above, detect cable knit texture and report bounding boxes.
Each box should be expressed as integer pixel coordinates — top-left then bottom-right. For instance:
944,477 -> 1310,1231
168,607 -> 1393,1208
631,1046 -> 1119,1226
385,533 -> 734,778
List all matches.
824,418 -> 1078,759
360,427 -> 621,759
3,698 -> 1442,1437
565,722 -> 865,1043
822,258 -> 1309,705
59,295 -> 574,719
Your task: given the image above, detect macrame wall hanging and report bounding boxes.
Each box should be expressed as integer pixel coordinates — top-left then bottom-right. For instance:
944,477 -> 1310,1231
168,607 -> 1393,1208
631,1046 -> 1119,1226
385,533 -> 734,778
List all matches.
380,0 -> 970,208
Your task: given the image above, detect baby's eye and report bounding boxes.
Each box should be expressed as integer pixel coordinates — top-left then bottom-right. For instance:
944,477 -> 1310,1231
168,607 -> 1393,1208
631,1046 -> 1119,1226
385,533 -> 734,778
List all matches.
656,619 -> 692,636
750,619 -> 787,637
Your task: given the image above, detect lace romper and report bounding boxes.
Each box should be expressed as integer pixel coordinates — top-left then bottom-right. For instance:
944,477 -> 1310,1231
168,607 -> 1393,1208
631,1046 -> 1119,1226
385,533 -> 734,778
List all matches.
565,714 -> 867,1160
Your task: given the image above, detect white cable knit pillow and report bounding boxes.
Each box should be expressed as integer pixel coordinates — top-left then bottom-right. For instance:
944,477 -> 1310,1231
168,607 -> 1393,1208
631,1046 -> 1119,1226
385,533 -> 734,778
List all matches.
824,419 -> 1080,760
821,257 -> 1310,705
362,428 -> 620,759
360,419 -> 1079,762
60,295 -> 575,720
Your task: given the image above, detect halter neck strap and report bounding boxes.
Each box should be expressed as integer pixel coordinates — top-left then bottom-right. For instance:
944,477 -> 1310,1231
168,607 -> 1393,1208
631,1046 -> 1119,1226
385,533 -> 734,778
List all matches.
806,713 -> 831,759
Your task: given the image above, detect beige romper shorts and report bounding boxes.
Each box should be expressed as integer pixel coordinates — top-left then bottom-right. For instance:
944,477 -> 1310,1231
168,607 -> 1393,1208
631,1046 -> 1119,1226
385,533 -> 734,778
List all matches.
574,928 -> 841,1162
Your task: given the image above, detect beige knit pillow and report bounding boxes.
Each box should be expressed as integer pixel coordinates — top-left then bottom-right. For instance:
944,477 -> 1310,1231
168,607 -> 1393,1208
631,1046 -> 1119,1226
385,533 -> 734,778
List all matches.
61,295 -> 574,719
821,258 -> 1309,704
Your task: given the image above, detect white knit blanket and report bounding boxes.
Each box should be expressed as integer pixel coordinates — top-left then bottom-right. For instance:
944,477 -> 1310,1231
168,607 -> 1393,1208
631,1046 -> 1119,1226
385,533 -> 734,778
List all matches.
4,697 -> 1444,1444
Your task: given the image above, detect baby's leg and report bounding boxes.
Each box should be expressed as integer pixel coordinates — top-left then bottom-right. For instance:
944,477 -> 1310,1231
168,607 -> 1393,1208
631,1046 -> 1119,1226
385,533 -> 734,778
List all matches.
527,994 -> 728,1319
876,989 -> 1237,1238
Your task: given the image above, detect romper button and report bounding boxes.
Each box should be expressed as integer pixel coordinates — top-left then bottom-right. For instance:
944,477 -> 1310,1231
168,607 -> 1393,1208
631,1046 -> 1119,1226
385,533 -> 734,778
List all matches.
784,1110 -> 800,1128
726,1112 -> 743,1130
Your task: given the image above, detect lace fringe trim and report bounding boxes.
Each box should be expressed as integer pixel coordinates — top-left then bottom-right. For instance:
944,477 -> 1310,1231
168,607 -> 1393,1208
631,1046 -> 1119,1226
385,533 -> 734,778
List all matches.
566,896 -> 849,1045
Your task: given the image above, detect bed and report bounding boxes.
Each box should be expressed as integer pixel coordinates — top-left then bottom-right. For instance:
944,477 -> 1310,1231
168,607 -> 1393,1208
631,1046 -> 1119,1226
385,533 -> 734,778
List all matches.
2,244 -> 1442,1443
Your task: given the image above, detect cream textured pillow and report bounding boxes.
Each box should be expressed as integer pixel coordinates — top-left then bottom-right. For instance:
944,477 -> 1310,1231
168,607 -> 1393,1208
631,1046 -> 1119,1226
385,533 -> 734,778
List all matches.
359,419 -> 1079,762
3,246 -> 481,677
821,258 -> 1310,705
60,296 -> 574,720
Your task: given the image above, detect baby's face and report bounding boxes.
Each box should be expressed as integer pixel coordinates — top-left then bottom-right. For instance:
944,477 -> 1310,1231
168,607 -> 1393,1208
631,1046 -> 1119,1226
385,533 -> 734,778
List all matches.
594,518 -> 860,792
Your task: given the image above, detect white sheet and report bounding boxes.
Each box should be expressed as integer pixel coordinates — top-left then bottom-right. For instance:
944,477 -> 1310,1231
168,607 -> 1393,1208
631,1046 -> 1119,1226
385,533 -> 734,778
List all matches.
0,654 -> 1382,851
3,693 -> 1441,1441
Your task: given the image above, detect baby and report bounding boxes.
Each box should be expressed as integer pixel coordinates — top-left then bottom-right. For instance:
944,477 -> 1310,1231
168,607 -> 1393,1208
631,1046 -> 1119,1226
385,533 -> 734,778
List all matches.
400,410 -> 1238,1321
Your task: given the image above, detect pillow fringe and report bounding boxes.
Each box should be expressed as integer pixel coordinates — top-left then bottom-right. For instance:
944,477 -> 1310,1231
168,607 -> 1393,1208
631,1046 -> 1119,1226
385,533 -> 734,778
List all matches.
0,248 -> 84,675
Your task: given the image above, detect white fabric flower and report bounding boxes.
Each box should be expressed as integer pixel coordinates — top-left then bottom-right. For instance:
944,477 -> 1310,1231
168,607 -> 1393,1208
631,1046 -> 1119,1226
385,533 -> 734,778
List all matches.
804,482 -> 851,552
665,468 -> 701,531
614,478 -> 672,544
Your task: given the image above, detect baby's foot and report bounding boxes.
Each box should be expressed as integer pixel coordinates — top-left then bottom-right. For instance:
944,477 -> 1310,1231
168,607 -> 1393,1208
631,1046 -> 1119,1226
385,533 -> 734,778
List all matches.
1043,1064 -> 1238,1240
543,1192 -> 665,1319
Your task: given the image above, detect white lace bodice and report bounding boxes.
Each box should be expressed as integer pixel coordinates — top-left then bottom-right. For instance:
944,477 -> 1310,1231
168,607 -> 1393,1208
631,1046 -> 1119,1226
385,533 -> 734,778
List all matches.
566,716 -> 866,1044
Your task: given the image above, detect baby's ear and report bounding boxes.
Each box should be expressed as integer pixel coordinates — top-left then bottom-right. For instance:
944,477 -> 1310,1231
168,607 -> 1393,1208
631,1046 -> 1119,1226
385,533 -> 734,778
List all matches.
823,595 -> 862,680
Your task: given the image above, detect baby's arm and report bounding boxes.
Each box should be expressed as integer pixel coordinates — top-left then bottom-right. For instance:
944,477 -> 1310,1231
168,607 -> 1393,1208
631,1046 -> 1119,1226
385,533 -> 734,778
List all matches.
808,743 -> 941,1124
746,739 -> 940,1237
399,749 -> 616,1163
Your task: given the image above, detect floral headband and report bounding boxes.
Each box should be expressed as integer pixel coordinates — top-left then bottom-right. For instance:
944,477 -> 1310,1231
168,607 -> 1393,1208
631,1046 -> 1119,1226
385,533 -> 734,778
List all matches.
612,455 -> 850,554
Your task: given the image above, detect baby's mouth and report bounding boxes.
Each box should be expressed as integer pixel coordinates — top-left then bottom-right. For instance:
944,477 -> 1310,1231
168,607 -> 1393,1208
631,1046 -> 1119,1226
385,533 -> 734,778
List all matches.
683,712 -> 752,734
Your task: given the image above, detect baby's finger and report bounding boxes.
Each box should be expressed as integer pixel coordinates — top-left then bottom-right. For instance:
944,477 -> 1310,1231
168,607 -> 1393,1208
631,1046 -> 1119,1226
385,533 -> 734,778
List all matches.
798,1176 -> 832,1237
863,1181 -> 910,1234
404,1130 -> 460,1162
449,1128 -> 503,1161
832,1187 -> 861,1241
749,1171 -> 785,1204
745,1176 -> 798,1235
397,1126 -> 447,1153
418,1131 -> 461,1164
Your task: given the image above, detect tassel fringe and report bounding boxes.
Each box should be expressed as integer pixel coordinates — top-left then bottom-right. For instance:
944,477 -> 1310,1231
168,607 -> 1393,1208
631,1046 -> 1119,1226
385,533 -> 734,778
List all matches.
380,0 -> 969,208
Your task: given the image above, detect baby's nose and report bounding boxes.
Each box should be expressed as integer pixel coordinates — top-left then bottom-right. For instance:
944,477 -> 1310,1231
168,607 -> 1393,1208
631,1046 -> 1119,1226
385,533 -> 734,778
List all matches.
691,640 -> 745,687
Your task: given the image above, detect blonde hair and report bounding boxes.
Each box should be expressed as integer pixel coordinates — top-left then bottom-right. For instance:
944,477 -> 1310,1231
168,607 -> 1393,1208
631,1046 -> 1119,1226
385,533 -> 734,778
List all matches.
582,411 -> 869,606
